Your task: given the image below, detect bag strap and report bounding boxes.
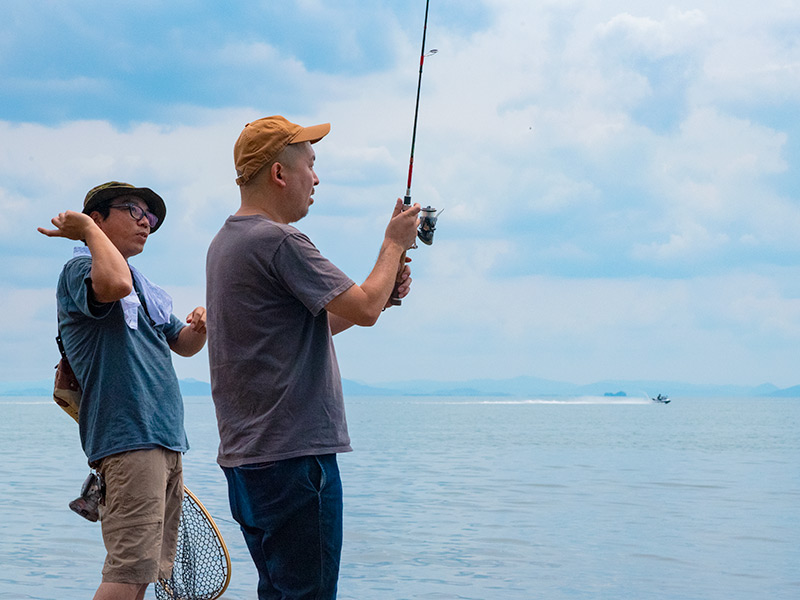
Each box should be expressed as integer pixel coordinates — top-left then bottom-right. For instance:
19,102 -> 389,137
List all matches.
56,333 -> 68,361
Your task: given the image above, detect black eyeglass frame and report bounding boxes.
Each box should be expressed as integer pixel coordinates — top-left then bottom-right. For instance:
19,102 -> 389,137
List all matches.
109,203 -> 159,228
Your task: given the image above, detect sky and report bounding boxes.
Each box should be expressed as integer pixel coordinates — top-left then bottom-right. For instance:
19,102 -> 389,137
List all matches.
2,0 -> 800,388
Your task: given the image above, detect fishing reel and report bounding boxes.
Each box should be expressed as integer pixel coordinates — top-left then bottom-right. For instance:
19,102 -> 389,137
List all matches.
417,205 -> 439,246
69,471 -> 105,522
390,202 -> 439,306
403,198 -> 440,248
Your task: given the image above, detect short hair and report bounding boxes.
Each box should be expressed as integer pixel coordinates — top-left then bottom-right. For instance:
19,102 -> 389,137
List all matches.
276,142 -> 307,166
246,142 -> 308,186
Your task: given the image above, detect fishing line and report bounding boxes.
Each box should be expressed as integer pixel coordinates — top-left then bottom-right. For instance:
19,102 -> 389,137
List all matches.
404,0 -> 435,207
390,0 -> 440,305
404,0 -> 440,247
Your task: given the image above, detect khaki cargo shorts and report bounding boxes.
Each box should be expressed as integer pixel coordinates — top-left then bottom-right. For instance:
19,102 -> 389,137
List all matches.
96,447 -> 183,584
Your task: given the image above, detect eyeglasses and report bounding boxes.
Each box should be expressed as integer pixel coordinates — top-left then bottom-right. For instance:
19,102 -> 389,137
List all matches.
109,203 -> 159,228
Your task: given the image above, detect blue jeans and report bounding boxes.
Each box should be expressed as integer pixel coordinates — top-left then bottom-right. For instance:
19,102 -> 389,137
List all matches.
223,454 -> 343,600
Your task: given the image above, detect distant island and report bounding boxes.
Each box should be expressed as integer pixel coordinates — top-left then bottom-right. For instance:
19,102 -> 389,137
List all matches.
603,391 -> 627,397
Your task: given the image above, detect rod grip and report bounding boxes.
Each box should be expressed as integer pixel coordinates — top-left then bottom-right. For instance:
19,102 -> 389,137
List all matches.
388,250 -> 407,306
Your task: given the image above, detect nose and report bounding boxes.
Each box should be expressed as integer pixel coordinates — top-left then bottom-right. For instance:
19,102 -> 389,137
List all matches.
135,213 -> 151,230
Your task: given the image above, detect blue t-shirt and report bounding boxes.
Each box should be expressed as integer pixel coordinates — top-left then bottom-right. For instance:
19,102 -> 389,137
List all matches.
56,256 -> 189,463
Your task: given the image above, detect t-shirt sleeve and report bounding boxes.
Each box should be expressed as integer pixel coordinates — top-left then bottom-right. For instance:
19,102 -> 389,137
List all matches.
161,314 -> 185,343
273,232 -> 354,315
60,257 -> 114,319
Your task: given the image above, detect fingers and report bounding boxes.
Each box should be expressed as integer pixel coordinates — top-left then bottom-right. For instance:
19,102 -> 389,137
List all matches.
386,201 -> 421,250
391,198 -> 404,217
186,307 -> 207,334
38,213 -> 67,237
392,200 -> 422,218
397,263 -> 411,281
39,211 -> 95,241
37,227 -> 63,237
401,202 -> 422,218
395,276 -> 413,299
386,265 -> 413,308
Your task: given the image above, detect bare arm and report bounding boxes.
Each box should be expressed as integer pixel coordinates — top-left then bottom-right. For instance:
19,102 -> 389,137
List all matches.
329,260 -> 412,335
38,210 -> 132,302
169,307 -> 208,357
325,199 -> 419,328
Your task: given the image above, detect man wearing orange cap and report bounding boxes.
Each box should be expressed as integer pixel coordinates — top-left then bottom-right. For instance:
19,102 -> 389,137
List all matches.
206,116 -> 420,599
39,182 -> 207,600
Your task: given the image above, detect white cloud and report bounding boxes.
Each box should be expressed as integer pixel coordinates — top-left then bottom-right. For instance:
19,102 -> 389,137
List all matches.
633,222 -> 729,261
2,0 -> 800,388
373,266 -> 800,387
596,8 -> 708,58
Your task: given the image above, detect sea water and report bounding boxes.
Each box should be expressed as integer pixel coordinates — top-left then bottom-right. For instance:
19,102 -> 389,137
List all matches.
1,394 -> 797,599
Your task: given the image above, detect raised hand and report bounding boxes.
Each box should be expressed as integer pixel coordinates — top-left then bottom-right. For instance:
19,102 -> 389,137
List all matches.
38,210 -> 97,241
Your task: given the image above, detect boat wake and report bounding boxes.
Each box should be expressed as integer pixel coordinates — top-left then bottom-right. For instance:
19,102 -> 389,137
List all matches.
439,396 -> 652,406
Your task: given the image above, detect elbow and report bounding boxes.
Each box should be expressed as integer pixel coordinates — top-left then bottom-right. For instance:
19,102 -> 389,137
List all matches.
182,342 -> 206,357
352,308 -> 381,327
170,329 -> 207,357
93,278 -> 133,303
325,286 -> 383,328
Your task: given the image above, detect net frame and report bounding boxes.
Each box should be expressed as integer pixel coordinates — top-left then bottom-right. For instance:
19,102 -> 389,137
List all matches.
155,486 -> 231,600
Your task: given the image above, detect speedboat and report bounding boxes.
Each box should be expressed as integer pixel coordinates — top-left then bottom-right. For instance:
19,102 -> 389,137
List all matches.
652,393 -> 670,404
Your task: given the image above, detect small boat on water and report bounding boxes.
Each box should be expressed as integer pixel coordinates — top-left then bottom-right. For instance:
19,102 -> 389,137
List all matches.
652,393 -> 670,404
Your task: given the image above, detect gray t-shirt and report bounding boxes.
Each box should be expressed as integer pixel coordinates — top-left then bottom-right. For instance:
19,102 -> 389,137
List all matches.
206,215 -> 355,467
57,256 -> 188,463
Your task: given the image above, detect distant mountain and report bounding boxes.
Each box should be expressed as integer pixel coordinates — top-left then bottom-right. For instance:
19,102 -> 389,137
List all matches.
573,379 -> 775,399
0,380 -> 51,396
0,376 -> 795,398
341,379 -> 393,396
179,378 -> 212,396
346,376 -> 789,398
769,385 -> 800,398
0,378 -> 214,397
752,383 -> 781,395
357,375 -> 578,397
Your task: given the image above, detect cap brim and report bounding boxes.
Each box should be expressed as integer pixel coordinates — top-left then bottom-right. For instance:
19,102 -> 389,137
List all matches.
292,123 -> 330,145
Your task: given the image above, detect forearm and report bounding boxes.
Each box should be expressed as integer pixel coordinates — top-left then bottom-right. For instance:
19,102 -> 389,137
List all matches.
329,313 -> 354,335
326,240 -> 404,327
360,240 -> 406,310
325,199 -> 418,327
170,326 -> 207,357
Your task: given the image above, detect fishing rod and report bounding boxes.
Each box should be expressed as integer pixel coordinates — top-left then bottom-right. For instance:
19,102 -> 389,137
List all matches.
390,0 -> 440,305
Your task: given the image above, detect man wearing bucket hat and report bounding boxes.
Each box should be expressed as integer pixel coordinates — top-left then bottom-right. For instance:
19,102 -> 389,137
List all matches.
39,182 -> 207,600
206,116 -> 420,599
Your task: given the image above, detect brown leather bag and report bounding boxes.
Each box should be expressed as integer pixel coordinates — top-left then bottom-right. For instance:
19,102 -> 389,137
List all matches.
53,335 -> 81,422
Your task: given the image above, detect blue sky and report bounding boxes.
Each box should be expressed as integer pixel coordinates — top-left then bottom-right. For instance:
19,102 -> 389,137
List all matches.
2,0 -> 800,388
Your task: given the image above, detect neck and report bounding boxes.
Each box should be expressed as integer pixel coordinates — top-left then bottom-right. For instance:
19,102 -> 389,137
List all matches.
235,205 -> 281,221
238,187 -> 288,224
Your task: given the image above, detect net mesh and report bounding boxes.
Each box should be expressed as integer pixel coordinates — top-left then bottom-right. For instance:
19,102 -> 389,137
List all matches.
155,489 -> 229,600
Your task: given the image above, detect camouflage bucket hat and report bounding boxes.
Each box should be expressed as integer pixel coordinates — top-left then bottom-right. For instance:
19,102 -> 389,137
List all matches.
82,181 -> 167,233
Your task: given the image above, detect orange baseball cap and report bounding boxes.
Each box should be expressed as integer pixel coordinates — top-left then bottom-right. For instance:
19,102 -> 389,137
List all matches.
233,116 -> 330,185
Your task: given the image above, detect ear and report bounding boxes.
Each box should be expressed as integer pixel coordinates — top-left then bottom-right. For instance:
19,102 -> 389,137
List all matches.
88,210 -> 108,232
270,161 -> 287,188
